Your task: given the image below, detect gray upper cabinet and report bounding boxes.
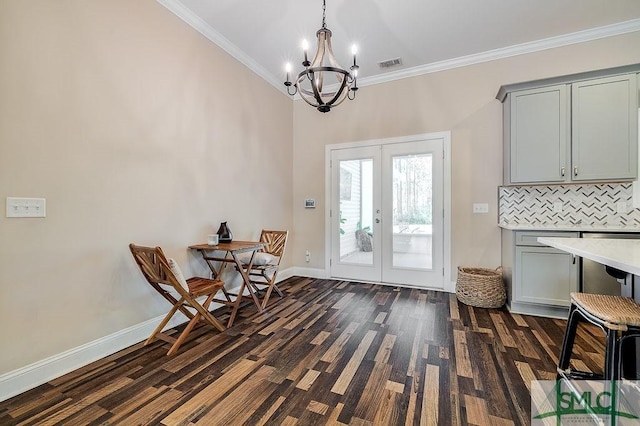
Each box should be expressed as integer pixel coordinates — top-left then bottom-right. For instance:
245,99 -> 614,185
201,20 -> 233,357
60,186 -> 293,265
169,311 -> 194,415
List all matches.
571,74 -> 638,181
498,64 -> 640,185
507,85 -> 569,184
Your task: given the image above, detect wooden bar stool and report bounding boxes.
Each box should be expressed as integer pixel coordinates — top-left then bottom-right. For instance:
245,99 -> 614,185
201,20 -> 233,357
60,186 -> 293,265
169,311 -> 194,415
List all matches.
557,292 -> 640,380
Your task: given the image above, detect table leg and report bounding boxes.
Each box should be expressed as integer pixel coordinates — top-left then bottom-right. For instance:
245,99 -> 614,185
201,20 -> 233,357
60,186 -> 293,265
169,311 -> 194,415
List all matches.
193,245 -> 267,327
225,249 -> 264,327
198,249 -> 232,302
231,250 -> 263,311
227,279 -> 245,327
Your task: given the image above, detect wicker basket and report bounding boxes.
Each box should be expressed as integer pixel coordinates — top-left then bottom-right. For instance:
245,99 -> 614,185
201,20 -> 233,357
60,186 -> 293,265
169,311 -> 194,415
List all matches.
456,266 -> 505,308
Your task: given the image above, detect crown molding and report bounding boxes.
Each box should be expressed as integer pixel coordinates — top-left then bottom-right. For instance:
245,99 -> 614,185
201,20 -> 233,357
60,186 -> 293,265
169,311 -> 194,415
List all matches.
157,0 -> 640,96
357,18 -> 640,88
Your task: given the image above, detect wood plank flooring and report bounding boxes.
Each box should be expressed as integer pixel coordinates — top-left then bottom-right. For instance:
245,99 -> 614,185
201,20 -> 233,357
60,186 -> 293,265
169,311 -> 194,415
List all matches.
0,277 -> 605,425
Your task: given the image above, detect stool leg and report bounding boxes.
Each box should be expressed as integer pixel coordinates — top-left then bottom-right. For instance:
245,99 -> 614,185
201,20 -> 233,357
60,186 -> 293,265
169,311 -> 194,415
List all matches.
558,304 -> 581,377
618,331 -> 640,380
604,329 -> 617,380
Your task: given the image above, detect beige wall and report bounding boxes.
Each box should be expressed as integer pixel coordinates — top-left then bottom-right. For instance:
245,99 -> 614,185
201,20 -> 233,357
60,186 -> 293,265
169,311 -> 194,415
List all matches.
0,0 -> 292,374
291,32 -> 640,278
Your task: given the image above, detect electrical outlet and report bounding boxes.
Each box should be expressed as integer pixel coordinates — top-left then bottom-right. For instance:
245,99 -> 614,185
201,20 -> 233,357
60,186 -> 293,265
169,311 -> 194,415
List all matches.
472,203 -> 489,214
553,202 -> 563,213
305,250 -> 311,262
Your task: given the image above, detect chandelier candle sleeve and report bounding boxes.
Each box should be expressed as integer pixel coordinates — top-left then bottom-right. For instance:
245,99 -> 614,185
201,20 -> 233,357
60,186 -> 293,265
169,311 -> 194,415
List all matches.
285,63 -> 291,85
283,0 -> 359,113
302,39 -> 310,66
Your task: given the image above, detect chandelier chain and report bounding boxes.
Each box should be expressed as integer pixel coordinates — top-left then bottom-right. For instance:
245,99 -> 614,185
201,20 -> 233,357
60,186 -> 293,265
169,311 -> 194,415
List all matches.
322,0 -> 327,29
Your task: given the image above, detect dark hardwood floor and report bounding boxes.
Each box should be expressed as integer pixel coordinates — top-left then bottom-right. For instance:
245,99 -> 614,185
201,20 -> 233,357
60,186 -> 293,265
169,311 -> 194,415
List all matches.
0,277 -> 605,425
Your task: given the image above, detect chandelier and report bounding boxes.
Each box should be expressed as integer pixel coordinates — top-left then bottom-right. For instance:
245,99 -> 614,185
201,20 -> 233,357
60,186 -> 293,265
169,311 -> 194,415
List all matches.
284,0 -> 359,113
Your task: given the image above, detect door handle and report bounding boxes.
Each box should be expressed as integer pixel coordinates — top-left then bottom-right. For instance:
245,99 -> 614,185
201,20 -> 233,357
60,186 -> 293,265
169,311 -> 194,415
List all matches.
561,167 -> 565,177
573,167 -> 578,177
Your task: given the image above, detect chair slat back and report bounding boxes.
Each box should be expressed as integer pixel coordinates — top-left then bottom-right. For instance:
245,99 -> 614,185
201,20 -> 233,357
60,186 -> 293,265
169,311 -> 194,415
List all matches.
129,243 -> 226,355
260,230 -> 288,257
129,244 -> 180,290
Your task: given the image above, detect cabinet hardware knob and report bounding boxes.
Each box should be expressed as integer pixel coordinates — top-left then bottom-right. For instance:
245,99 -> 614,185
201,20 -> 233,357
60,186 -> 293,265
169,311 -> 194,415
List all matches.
573,167 -> 578,176
561,167 -> 565,177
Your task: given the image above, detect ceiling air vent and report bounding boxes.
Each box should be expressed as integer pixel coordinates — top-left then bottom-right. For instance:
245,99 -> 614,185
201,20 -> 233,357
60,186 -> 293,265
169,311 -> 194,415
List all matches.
378,58 -> 402,69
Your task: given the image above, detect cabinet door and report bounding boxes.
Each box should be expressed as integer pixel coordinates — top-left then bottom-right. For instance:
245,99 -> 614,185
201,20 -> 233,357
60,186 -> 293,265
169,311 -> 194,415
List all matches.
514,246 -> 578,307
571,74 -> 638,181
509,85 -> 569,184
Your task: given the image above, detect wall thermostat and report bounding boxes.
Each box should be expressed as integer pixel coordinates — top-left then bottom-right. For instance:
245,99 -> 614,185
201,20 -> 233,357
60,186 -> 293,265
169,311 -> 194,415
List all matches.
304,199 -> 315,208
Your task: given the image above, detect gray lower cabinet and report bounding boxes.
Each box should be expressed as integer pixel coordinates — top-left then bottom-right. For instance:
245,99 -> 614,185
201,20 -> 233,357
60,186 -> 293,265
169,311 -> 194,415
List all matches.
502,230 -> 579,318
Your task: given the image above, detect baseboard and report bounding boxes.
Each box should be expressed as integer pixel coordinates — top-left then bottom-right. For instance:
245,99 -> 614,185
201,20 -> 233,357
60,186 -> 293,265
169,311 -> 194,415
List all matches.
1,267 -> 446,402
0,313 -> 185,403
507,301 -> 570,319
286,266 -> 328,279
287,267 -> 455,293
0,269 -> 305,402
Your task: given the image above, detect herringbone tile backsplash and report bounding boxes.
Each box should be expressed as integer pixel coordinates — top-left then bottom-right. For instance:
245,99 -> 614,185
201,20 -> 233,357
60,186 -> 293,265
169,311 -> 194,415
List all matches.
498,183 -> 640,226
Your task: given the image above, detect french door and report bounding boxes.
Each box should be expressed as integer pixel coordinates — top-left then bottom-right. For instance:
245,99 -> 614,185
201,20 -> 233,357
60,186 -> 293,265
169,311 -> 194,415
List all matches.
329,137 -> 444,288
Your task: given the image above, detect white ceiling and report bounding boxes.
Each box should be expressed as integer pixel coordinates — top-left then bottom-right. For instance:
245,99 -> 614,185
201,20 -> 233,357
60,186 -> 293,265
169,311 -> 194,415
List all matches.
158,0 -> 640,94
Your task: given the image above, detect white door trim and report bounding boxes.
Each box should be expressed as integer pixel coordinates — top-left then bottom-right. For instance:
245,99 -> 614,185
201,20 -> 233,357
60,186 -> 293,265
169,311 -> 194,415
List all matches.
324,131 -> 452,292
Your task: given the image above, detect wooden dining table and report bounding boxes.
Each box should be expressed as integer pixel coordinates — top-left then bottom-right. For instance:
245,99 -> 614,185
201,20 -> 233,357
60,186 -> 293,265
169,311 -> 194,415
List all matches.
189,240 -> 266,327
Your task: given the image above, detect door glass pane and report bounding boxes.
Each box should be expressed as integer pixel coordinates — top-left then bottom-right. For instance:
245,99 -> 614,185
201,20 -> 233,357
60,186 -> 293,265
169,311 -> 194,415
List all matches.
339,159 -> 373,265
392,154 -> 432,270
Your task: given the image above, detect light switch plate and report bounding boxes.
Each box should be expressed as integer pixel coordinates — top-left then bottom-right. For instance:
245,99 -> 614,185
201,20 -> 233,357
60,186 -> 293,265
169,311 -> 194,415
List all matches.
6,197 -> 46,218
472,203 -> 489,214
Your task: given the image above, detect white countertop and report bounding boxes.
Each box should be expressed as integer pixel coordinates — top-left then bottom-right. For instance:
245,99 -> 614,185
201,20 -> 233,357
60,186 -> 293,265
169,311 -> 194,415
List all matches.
538,237 -> 640,276
499,223 -> 640,232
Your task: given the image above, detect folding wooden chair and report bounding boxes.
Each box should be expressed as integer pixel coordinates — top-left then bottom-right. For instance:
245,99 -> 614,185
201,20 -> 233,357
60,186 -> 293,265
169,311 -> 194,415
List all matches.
129,243 -> 226,356
243,230 -> 288,309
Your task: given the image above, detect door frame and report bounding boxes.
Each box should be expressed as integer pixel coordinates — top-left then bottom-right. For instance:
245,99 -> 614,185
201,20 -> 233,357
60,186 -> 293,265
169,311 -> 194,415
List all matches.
324,131 -> 453,292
